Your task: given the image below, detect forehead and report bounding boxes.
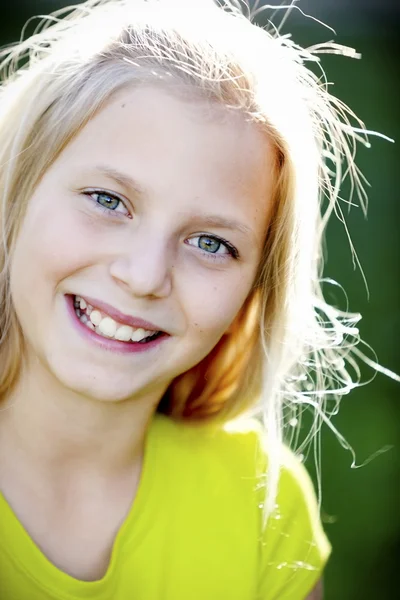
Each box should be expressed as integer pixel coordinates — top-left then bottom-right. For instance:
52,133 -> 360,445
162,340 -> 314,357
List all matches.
55,85 -> 276,244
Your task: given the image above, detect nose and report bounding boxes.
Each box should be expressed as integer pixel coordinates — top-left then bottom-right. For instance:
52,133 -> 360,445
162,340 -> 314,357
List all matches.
109,231 -> 173,299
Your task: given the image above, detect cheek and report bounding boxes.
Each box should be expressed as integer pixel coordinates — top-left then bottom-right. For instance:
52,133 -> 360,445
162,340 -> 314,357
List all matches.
184,275 -> 254,338
10,198 -> 99,298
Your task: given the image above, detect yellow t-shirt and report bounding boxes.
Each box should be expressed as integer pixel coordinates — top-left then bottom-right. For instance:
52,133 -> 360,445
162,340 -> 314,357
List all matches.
0,413 -> 330,599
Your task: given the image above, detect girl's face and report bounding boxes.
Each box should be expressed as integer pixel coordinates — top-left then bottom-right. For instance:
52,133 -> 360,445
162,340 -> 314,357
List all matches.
10,86 -> 274,403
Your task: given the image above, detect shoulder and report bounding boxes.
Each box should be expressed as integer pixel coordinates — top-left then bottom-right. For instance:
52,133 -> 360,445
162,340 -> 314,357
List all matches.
153,414 -> 325,534
153,412 -> 262,474
152,414 -> 330,598
151,413 -> 265,518
256,438 -> 331,600
153,413 -> 322,508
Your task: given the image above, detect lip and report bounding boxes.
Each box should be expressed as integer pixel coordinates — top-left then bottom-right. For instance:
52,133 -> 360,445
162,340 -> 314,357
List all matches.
65,295 -> 169,354
76,294 -> 165,333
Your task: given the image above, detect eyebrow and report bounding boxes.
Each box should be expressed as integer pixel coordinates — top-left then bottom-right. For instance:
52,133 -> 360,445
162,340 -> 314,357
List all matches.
91,164 -> 256,241
184,214 -> 255,241
93,164 -> 146,195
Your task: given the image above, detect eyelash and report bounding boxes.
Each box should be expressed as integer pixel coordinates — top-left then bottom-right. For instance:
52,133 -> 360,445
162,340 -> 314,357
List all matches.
188,235 -> 239,261
82,189 -> 239,261
83,189 -> 131,219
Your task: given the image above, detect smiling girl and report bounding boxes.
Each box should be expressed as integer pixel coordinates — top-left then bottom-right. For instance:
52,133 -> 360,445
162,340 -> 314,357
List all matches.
0,0 -> 382,598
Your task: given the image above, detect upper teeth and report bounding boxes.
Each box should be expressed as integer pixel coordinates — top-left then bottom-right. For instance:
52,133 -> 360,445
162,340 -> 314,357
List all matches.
74,296 -> 158,343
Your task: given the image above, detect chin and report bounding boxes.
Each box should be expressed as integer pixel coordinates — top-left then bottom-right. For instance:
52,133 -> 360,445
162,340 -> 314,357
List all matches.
46,360 -> 136,403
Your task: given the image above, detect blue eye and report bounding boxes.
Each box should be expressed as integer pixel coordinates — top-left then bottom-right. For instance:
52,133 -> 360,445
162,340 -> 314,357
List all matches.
95,192 -> 120,210
83,189 -> 131,217
187,235 -> 239,260
198,236 -> 221,253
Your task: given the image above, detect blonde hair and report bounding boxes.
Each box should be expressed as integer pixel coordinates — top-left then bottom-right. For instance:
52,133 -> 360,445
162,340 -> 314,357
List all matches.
0,0 -> 391,518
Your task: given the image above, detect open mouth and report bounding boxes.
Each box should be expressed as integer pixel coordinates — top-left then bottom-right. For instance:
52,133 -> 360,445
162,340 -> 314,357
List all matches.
72,295 -> 164,345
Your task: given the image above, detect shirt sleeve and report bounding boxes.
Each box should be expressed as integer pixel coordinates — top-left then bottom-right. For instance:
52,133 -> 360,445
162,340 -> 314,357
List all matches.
256,444 -> 331,600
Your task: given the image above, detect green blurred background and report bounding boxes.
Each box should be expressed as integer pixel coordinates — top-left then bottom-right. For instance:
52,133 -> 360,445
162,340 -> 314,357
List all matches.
1,1 -> 398,598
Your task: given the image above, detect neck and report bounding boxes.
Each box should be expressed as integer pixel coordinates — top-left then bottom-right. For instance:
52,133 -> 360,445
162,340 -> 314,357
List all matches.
0,356 -> 164,484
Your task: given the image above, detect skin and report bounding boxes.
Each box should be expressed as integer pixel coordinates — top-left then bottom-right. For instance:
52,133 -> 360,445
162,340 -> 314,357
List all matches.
307,579 -> 323,600
0,86 -> 275,580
